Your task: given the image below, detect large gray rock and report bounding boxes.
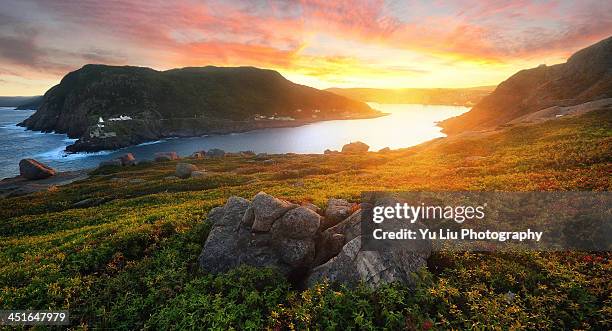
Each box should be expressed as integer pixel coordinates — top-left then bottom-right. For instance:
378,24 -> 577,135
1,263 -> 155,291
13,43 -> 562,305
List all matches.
307,236 -> 429,288
198,193 -> 430,288
199,194 -> 317,276
323,198 -> 354,229
198,196 -> 251,274
309,197 -> 431,287
279,238 -> 315,268
206,148 -> 225,158
218,196 -> 251,227
190,151 -> 205,159
341,141 -> 369,153
154,152 -> 179,161
251,192 -> 297,232
19,159 -> 56,180
313,209 -> 361,266
175,163 -> 198,179
271,206 -> 321,239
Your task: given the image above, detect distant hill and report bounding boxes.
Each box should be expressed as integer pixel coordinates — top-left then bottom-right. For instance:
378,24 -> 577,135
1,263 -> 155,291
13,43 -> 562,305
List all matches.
440,36 -> 612,134
326,86 -> 494,107
0,96 -> 42,109
20,65 -> 379,152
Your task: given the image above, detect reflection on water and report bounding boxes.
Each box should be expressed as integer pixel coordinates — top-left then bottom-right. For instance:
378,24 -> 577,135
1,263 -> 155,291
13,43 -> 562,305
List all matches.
0,103 -> 468,178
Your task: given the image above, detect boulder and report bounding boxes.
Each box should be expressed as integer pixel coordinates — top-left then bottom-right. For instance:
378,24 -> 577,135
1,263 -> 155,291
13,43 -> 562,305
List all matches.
206,148 -> 225,158
241,205 -> 255,227
271,206 -> 321,239
198,192 -> 430,288
378,147 -> 391,153
240,150 -> 256,156
279,238 -> 315,268
199,194 -> 317,277
119,153 -> 136,166
99,159 -> 122,168
313,233 -> 345,266
154,152 -> 179,162
190,151 -> 205,159
323,198 -> 355,229
251,192 -> 298,232
323,149 -> 338,155
206,206 -> 226,224
262,159 -> 276,165
19,159 -> 56,180
301,202 -> 322,214
308,196 -> 431,287
307,236 -> 429,288
175,163 -> 198,179
341,141 -> 369,153
198,196 -> 251,274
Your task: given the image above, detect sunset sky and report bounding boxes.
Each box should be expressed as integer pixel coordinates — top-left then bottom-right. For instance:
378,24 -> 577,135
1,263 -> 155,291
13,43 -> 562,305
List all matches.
1,0 -> 611,95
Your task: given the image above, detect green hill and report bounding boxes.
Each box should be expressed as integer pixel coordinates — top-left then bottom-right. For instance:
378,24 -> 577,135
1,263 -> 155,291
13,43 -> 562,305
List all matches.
19,65 -> 378,151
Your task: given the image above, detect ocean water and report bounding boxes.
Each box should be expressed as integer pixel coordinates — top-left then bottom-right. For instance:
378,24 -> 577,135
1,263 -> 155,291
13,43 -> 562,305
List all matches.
0,103 -> 468,179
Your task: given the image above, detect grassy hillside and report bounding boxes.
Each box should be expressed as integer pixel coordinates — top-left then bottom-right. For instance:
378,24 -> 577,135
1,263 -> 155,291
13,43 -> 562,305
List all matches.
441,36 -> 612,134
1,109 -> 610,329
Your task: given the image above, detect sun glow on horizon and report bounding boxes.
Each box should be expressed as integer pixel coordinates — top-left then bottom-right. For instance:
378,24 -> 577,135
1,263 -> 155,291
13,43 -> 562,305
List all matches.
0,0 -> 610,95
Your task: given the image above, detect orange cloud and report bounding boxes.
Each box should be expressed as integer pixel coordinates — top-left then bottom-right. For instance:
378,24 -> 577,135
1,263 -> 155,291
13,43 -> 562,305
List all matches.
0,0 -> 611,94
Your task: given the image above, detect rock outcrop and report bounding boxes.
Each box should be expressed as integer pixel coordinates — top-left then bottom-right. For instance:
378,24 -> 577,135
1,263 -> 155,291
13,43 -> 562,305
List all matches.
19,159 -> 56,180
323,198 -> 355,229
175,163 -> 198,179
154,152 -> 179,162
198,192 -> 431,288
206,148 -> 225,158
198,193 -> 314,277
190,151 -> 205,159
341,141 -> 369,153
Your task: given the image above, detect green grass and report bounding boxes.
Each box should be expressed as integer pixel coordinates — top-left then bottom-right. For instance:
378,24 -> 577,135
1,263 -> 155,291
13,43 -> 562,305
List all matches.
0,110 -> 610,329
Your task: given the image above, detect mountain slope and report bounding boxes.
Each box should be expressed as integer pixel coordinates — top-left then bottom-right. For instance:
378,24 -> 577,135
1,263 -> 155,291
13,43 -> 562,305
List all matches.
440,36 -> 612,134
20,65 -> 378,151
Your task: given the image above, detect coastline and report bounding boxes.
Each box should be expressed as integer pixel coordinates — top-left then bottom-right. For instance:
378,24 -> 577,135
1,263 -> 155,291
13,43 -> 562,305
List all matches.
61,112 -> 389,153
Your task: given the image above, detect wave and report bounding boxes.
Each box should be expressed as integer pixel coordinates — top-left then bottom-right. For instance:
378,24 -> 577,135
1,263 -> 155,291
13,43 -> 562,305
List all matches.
36,145 -> 112,160
136,140 -> 164,146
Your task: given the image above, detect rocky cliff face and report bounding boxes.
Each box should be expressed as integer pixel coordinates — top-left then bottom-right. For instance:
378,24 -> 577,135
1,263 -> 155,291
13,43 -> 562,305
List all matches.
20,65 -> 378,151
441,36 -> 612,134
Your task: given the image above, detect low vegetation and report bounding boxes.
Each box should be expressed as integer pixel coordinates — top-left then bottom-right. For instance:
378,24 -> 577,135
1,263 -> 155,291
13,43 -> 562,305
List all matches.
1,110 -> 610,329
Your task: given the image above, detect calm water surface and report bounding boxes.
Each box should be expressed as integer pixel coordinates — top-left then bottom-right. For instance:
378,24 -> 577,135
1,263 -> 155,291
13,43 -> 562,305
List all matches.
0,103 -> 468,179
